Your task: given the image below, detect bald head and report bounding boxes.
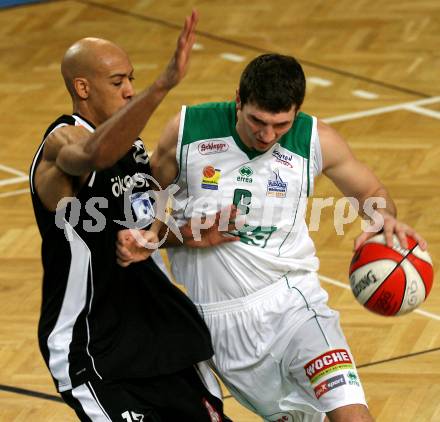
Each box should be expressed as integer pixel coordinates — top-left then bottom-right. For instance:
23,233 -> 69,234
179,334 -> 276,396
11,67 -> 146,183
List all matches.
61,37 -> 131,99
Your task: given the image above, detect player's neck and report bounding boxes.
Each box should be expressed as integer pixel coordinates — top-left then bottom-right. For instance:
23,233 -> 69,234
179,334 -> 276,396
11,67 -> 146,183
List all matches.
73,103 -> 102,128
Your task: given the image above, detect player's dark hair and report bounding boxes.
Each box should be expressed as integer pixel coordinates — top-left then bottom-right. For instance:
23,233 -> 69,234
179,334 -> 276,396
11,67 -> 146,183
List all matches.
238,53 -> 306,112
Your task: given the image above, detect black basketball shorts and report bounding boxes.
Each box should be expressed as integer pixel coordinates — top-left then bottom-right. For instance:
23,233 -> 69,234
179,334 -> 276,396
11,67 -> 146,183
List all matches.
60,365 -> 231,421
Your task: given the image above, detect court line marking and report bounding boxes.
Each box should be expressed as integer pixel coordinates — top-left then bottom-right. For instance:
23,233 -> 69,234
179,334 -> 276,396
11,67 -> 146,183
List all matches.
358,347 -> 440,369
403,104 -> 440,119
323,96 -> 440,123
308,76 -> 333,87
0,164 -> 28,192
192,42 -> 204,51
0,188 -> 30,198
0,383 -> 62,403
0,176 -> 28,187
75,0 -> 431,98
318,274 -> 440,321
0,163 -> 27,177
220,53 -> 245,62
352,90 -> 379,100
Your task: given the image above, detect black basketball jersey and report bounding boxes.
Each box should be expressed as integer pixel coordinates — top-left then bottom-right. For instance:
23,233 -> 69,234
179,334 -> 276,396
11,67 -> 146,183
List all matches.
29,114 -> 214,392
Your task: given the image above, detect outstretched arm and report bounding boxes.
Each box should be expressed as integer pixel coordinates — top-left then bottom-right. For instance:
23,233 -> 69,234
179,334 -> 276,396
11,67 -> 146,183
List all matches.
35,11 -> 199,210
58,10 -> 199,175
319,120 -> 427,250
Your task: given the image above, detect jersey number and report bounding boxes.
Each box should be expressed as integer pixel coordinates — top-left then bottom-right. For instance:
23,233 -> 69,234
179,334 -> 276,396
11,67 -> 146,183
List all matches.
232,188 -> 276,248
122,411 -> 145,421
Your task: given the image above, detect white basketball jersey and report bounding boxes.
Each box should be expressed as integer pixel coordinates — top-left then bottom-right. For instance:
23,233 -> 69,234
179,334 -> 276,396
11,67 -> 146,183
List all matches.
169,102 -> 322,303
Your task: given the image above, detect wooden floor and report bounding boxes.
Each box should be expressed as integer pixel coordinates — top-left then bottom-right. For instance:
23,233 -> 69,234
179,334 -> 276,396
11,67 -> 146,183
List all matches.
0,0 -> 439,420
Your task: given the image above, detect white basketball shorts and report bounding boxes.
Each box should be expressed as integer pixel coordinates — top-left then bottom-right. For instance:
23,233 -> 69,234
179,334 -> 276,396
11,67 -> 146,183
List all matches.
196,271 -> 367,421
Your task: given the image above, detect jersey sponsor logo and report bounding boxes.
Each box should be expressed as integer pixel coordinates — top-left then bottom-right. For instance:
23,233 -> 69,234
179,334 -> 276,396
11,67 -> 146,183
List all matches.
314,374 -> 346,399
201,166 -> 221,190
130,192 -> 155,227
304,349 -> 353,384
236,166 -> 253,183
198,140 -> 229,155
202,398 -> 222,422
272,149 -> 293,168
266,169 -> 288,198
347,370 -> 360,386
111,172 -> 150,197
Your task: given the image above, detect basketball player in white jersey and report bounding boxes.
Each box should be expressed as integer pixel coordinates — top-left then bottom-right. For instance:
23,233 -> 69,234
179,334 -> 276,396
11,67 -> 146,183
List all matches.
119,54 -> 427,421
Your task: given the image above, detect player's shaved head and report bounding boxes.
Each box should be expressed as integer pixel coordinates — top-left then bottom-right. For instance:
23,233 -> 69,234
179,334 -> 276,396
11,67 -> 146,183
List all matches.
61,37 -> 130,98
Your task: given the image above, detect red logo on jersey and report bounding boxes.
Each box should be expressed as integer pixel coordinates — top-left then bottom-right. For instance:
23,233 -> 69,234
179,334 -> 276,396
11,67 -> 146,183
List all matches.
314,374 -> 346,399
304,349 -> 352,381
198,141 -> 229,155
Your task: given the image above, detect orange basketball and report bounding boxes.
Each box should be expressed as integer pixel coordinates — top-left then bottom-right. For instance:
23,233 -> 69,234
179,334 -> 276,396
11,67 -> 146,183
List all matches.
349,233 -> 433,316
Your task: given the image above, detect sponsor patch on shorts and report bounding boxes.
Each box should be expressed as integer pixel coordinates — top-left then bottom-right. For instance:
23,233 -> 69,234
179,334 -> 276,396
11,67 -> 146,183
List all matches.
314,374 -> 346,399
304,348 -> 353,384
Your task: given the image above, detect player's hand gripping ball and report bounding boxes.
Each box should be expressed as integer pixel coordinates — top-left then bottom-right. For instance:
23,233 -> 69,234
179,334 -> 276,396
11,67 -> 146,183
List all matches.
349,233 -> 433,316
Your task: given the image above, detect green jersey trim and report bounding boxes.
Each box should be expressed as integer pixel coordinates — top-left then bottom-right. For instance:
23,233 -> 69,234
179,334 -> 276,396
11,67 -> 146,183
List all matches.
181,101 -> 262,160
278,112 -> 312,159
181,102 -> 234,145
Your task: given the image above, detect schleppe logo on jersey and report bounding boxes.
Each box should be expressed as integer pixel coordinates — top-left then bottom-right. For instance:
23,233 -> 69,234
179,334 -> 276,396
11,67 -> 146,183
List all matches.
198,140 -> 229,155
304,349 -> 353,384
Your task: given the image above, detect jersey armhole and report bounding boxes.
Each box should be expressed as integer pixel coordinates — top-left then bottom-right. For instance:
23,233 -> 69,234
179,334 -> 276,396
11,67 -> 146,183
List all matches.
173,105 -> 187,184
308,116 -> 322,196
72,115 -> 97,188
30,123 -> 69,195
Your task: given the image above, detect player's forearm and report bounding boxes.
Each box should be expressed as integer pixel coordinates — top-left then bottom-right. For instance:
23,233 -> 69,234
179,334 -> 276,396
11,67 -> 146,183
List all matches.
359,185 -> 397,219
86,81 -> 170,171
157,224 -> 184,248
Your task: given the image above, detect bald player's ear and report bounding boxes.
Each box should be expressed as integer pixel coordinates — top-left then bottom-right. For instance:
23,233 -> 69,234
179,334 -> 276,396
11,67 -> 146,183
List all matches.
73,77 -> 90,99
235,89 -> 242,110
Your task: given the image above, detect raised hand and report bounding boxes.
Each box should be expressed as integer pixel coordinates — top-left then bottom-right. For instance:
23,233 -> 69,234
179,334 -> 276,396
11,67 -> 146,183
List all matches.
157,10 -> 199,90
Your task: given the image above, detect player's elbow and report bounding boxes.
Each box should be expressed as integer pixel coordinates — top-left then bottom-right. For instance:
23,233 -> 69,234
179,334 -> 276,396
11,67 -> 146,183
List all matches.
56,147 -> 94,176
86,142 -> 121,172
89,149 -> 114,172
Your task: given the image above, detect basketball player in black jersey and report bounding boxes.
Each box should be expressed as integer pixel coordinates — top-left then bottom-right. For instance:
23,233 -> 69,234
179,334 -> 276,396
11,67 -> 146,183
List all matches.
29,11 -> 232,421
